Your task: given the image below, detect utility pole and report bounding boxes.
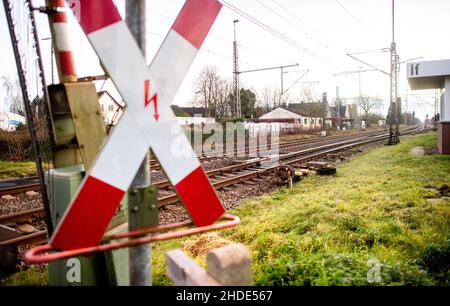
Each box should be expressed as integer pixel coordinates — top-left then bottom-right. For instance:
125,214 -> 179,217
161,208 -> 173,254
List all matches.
126,0 -> 156,286
238,63 -> 299,105
336,86 -> 341,128
395,54 -> 401,137
435,89 -> 438,129
233,20 -> 241,118
387,0 -> 400,145
333,68 -> 373,131
405,91 -> 409,125
282,69 -> 309,97
358,69 -> 363,132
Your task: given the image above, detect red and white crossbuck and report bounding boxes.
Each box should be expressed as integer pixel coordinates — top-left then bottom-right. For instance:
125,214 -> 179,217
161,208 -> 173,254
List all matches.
51,0 -> 225,250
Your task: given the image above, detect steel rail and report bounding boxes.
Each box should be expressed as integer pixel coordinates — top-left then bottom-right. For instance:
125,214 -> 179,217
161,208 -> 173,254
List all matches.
0,208 -> 45,225
0,126 -> 423,248
157,126 -> 422,207
149,128 -> 391,168
0,230 -> 47,247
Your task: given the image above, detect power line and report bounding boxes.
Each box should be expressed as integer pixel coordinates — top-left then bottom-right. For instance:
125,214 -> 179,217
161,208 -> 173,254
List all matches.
335,0 -> 370,32
270,0 -> 365,67
147,31 -> 257,67
148,7 -> 298,65
148,8 -> 172,20
270,0 -> 328,44
255,0 -> 326,48
219,0 -> 331,65
238,43 -> 297,65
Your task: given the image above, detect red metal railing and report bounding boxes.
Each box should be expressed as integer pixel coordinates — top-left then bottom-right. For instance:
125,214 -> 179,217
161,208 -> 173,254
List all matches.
25,214 -> 240,264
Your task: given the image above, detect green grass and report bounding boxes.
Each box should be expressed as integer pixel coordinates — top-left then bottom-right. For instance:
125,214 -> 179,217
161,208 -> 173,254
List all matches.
0,160 -> 37,179
1,267 -> 48,286
151,131 -> 450,286
2,132 -> 449,286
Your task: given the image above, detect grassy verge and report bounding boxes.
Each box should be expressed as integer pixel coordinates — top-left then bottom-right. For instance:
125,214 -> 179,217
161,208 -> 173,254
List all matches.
152,131 -> 449,285
0,160 -> 37,179
2,132 -> 448,286
0,268 -> 48,286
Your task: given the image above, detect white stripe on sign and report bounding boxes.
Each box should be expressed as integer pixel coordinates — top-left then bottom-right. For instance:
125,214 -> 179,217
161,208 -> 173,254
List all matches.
150,29 -> 197,103
50,0 -> 224,250
89,111 -> 149,191
89,22 -> 200,184
53,23 -> 73,52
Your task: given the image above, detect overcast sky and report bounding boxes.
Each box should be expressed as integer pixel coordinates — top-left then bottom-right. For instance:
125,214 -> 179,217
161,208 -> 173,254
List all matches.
1,0 -> 449,120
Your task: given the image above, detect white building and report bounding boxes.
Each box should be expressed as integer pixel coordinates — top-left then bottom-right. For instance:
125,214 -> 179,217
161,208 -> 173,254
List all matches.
407,59 -> 450,154
98,91 -> 124,125
0,112 -> 26,131
258,107 -> 323,131
176,116 -> 216,126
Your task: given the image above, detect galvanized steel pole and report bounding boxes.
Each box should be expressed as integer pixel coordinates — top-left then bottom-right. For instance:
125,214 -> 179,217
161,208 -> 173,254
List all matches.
126,0 -> 155,286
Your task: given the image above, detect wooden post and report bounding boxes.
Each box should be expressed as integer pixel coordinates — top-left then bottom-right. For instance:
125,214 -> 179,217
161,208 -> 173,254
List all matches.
287,171 -> 293,189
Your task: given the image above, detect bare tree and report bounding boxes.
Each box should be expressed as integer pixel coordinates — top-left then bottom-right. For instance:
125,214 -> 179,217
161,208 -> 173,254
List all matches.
359,96 -> 383,119
1,76 -> 24,115
192,66 -> 216,117
299,86 -> 319,103
261,85 -> 289,111
213,78 -> 233,118
192,66 -> 232,119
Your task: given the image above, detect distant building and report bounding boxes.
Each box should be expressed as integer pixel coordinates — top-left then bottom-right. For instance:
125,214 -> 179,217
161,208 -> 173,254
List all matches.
98,91 -> 124,125
0,112 -> 26,131
176,117 -> 216,126
171,105 -> 215,125
328,105 -> 347,128
257,107 -> 323,131
175,106 -> 208,117
288,101 -> 330,119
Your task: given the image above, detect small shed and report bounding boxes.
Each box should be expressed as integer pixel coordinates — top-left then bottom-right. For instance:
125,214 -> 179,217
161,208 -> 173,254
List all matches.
258,107 -> 304,123
407,59 -> 450,154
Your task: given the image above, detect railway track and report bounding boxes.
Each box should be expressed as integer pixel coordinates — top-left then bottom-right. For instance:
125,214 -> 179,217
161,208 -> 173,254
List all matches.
0,126 -> 423,248
149,128 -> 392,170
156,126 -> 422,206
0,129 -> 388,195
0,176 -> 40,196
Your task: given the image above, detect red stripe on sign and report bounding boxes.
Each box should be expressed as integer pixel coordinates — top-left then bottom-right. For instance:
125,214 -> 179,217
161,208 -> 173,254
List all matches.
172,0 -> 222,49
51,176 -> 125,250
79,0 -> 122,34
48,0 -> 67,23
58,51 -> 76,76
51,0 -> 65,7
175,166 -> 225,226
51,12 -> 68,23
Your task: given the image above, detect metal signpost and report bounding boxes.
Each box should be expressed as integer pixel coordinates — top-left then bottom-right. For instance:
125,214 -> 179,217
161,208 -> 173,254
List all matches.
25,2 -> 241,284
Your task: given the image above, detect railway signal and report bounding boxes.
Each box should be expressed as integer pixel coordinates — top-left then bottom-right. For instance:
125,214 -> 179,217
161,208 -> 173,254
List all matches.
50,0 -> 225,251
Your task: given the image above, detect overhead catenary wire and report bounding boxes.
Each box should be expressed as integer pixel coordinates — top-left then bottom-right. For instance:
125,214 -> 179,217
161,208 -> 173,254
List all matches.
254,0 -> 328,49
270,0 -> 379,70
218,0 -> 332,66
148,8 -> 299,66
335,0 -> 370,32
270,0 -> 329,45
147,31 -> 258,68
